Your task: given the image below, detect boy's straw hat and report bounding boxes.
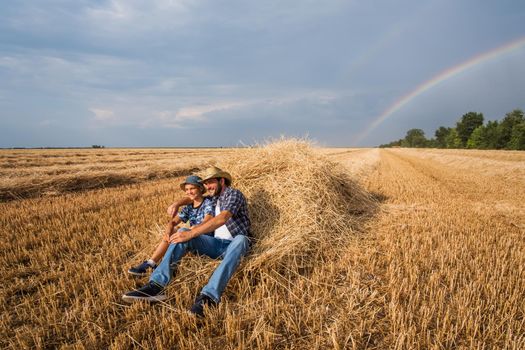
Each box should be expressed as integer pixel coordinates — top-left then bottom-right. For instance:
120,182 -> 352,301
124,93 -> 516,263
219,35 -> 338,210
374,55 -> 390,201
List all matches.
180,175 -> 205,191
199,166 -> 232,185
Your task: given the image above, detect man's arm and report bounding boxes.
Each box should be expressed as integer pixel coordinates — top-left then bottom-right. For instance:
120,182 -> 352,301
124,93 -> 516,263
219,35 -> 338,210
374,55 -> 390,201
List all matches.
170,211 -> 232,243
167,197 -> 192,217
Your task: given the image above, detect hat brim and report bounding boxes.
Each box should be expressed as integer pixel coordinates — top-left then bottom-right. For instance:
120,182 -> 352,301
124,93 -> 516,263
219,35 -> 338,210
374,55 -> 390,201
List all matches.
179,182 -> 205,191
201,171 -> 232,184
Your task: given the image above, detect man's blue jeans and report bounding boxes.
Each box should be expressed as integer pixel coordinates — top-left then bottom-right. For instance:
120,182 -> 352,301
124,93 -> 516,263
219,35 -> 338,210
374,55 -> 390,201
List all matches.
149,231 -> 250,303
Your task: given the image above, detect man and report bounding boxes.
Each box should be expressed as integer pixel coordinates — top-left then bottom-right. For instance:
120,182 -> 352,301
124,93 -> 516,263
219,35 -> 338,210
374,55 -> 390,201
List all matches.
122,166 -> 251,318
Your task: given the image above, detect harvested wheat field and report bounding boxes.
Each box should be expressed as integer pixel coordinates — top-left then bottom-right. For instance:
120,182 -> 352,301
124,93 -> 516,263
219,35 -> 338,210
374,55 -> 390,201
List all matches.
0,148 -> 235,201
1,140 -> 524,349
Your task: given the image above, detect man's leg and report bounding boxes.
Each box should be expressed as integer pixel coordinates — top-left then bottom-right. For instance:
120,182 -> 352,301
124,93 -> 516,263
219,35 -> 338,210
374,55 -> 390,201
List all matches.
149,241 -> 187,287
200,235 -> 250,302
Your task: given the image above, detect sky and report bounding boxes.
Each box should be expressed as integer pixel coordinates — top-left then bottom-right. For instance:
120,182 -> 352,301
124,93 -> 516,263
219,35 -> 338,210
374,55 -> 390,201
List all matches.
1,0 -> 524,147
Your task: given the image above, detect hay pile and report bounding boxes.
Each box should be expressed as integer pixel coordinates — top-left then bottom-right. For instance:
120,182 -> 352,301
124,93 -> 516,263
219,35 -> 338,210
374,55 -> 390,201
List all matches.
216,139 -> 376,272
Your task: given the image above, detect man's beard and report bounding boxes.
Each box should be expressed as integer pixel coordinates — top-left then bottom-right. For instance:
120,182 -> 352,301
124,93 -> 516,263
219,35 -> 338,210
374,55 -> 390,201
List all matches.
214,182 -> 223,196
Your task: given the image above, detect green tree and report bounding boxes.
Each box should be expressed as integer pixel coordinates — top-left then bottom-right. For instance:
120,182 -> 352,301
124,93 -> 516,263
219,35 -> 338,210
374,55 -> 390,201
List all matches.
401,128 -> 428,148
481,120 -> 500,149
379,139 -> 403,148
426,138 -> 438,148
508,122 -> 525,150
456,112 -> 484,147
497,109 -> 524,149
445,128 -> 462,149
467,126 -> 484,149
435,126 -> 451,148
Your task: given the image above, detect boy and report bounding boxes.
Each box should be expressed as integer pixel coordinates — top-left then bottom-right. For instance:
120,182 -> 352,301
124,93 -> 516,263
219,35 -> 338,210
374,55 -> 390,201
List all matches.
127,175 -> 214,276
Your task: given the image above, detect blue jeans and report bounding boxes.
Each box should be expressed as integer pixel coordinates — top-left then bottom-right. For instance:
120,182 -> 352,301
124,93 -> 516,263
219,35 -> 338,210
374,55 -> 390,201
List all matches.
150,230 -> 250,303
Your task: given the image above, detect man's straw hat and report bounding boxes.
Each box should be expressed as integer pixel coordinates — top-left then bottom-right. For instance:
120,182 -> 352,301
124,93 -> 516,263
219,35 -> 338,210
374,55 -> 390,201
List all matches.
199,166 -> 232,185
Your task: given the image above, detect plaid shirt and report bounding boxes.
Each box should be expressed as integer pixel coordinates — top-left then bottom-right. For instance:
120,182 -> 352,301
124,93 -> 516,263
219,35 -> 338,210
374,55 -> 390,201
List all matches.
211,187 -> 250,237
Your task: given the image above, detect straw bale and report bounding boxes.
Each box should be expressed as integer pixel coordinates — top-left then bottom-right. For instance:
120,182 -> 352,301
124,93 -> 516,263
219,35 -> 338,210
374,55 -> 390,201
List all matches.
214,139 -> 377,272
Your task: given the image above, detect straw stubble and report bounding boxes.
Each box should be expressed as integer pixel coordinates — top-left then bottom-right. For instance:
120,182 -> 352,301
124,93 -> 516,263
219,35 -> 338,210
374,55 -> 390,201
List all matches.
1,140 -> 523,349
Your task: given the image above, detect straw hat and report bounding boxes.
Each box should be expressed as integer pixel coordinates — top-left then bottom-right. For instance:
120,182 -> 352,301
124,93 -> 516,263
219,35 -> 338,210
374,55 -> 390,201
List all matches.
179,175 -> 205,191
199,166 -> 232,185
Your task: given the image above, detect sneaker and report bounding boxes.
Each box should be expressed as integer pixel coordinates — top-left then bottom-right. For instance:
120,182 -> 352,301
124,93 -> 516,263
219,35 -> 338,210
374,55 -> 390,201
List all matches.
128,261 -> 157,277
189,294 -> 217,318
122,282 -> 166,303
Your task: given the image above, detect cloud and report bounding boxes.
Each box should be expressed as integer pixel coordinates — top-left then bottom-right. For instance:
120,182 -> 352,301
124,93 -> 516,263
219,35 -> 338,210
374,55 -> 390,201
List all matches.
84,0 -> 196,35
38,119 -> 56,126
119,90 -> 349,131
1,0 -> 524,147
142,100 -> 260,128
90,108 -> 116,122
176,101 -> 246,119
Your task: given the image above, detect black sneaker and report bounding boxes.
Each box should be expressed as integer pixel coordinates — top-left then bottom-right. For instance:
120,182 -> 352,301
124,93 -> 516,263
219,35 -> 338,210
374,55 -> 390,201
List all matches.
189,294 -> 217,318
128,261 -> 157,277
122,282 -> 166,303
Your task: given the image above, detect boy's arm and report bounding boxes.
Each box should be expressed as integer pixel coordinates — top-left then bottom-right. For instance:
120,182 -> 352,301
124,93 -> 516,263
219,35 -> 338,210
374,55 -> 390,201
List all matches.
167,197 -> 192,217
170,215 -> 183,227
164,215 -> 183,240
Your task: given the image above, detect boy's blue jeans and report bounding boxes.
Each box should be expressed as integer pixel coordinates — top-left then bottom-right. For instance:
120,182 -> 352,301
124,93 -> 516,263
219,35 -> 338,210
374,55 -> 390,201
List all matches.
149,230 -> 250,303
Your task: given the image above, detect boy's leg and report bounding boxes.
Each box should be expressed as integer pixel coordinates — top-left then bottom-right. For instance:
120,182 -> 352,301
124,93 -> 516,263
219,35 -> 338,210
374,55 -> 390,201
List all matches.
150,240 -> 169,264
148,228 -> 191,287
200,235 -> 250,302
128,226 -> 177,276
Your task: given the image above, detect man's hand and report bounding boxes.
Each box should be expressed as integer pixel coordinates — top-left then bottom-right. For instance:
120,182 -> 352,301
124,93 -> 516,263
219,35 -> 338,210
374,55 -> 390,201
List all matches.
169,229 -> 192,244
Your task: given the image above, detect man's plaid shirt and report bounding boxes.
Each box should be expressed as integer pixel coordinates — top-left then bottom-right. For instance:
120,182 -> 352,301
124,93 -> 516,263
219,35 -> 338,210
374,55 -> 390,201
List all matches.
211,186 -> 251,238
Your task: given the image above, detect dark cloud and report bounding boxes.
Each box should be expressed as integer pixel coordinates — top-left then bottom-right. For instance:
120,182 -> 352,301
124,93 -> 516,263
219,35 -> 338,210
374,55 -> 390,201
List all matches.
1,0 -> 524,147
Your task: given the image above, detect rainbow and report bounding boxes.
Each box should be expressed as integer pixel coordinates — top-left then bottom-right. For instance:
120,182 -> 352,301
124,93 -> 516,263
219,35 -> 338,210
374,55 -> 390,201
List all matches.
353,36 -> 525,145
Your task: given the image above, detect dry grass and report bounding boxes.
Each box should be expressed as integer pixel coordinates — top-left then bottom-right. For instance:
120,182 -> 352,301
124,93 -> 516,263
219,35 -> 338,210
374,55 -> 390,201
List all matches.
393,148 -> 525,183
0,148 -> 234,201
1,141 -> 524,349
362,148 -> 525,349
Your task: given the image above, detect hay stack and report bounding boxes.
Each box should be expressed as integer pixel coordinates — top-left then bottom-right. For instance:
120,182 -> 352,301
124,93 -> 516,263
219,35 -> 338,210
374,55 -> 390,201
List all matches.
216,139 -> 376,272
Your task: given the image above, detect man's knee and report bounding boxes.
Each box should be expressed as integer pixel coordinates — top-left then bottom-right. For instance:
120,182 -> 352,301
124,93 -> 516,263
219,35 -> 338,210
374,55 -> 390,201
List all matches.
230,235 -> 250,252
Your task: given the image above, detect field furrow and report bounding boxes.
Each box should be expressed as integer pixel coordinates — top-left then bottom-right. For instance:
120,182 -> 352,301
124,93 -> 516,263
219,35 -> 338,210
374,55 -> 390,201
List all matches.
354,149 -> 525,349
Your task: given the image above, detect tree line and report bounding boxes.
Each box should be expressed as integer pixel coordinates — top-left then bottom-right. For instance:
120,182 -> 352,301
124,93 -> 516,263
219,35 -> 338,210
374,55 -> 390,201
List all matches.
379,109 -> 525,150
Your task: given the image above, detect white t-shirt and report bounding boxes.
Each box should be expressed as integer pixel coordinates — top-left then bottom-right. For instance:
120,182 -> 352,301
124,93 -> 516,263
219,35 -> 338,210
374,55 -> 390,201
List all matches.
214,199 -> 233,240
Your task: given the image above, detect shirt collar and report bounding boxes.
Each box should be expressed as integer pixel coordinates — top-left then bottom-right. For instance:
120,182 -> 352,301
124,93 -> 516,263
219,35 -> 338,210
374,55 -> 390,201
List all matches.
218,186 -> 232,200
